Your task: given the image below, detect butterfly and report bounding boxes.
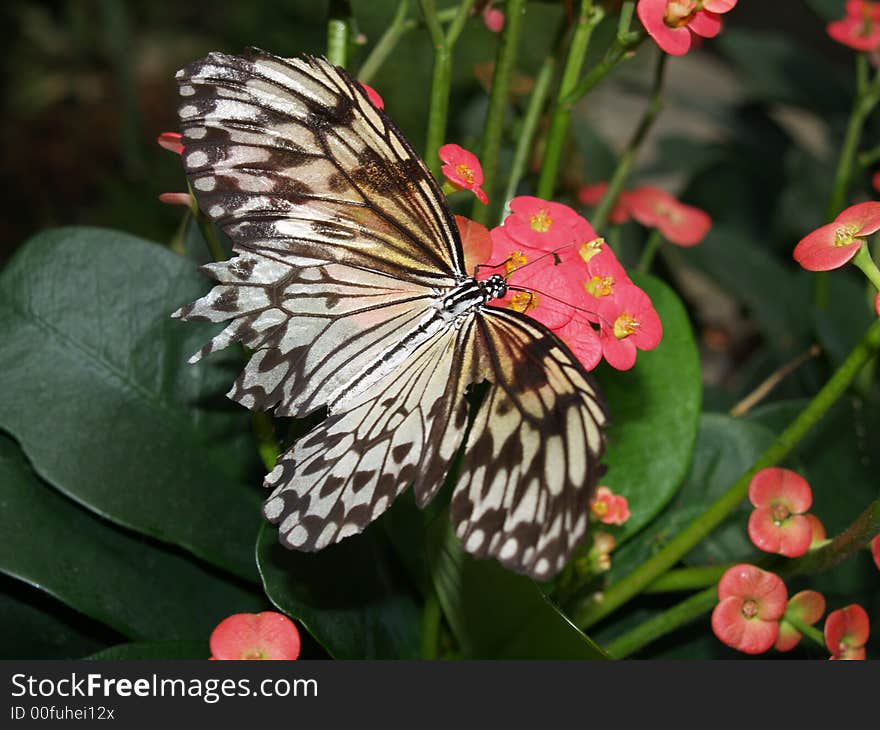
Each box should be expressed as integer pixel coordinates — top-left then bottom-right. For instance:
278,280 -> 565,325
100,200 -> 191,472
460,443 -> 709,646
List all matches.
171,50 -> 609,580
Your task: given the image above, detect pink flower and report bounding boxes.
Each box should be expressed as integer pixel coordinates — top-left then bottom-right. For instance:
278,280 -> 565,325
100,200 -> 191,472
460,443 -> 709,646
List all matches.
596,283 -> 663,371
439,144 -> 488,204
157,131 -> 184,155
626,186 -> 712,246
158,192 -> 194,208
793,201 -> 880,271
590,486 -> 631,525
871,534 -> 880,571
577,182 -> 632,224
825,604 -> 870,660
456,215 -> 493,275
482,4 -> 505,33
209,612 -> 301,660
747,467 -> 814,558
776,590 -> 826,652
711,564 -> 787,655
579,239 -> 632,305
637,0 -> 738,57
828,2 -> 880,52
806,513 -> 828,548
503,196 -> 588,250
358,82 -> 384,109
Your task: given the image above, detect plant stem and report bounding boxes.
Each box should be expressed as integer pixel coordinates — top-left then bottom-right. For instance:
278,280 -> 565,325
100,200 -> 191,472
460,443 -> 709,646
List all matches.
606,586 -> 715,658
575,318 -> 880,631
358,0 -> 410,84
644,565 -> 726,593
471,0 -> 527,223
852,244 -> 880,291
637,229 -> 663,273
421,593 -> 442,659
420,0 -> 477,177
858,143 -> 880,169
502,54 -> 557,207
536,1 -> 604,200
783,614 -> 826,648
327,0 -> 351,67
592,49 -> 667,232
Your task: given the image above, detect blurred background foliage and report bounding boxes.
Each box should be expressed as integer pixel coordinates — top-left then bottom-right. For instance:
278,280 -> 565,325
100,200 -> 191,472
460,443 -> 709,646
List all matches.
1,0 -> 878,659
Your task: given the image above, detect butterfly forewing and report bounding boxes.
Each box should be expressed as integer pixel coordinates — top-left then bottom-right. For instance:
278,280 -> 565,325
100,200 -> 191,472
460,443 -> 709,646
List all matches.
173,49 -> 610,580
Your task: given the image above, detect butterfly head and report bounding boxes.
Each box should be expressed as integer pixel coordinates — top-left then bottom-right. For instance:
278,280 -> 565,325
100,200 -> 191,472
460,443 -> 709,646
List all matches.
480,273 -> 508,302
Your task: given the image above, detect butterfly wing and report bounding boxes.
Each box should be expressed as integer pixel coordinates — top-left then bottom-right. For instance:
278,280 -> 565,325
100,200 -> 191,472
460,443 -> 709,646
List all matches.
451,307 -> 610,580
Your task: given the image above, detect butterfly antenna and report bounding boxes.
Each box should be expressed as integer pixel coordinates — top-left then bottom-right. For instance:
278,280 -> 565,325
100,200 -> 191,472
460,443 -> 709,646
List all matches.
506,284 -> 612,328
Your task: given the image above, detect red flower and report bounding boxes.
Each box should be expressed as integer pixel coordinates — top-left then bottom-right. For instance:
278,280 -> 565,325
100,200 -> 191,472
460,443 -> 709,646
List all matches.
793,201 -> 880,271
747,467 -> 814,558
439,144 -> 488,204
828,1 -> 880,52
637,0 -> 737,57
456,215 -> 493,275
627,186 -> 712,246
482,4 -> 505,33
503,196 -> 588,250
577,182 -> 632,224
873,170 -> 880,193
158,192 -> 194,208
358,82 -> 384,110
157,131 -> 184,155
209,611 -> 301,660
871,534 -> 880,571
825,604 -> 870,660
590,486 -> 631,525
579,239 -> 632,305
596,283 -> 663,371
776,590 -> 826,652
711,564 -> 787,655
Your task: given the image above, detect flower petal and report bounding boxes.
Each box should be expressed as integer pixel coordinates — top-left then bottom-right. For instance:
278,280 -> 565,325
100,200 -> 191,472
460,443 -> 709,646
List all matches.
748,467 -> 812,512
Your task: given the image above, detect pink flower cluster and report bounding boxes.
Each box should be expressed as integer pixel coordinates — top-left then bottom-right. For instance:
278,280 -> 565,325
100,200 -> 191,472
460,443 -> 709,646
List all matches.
637,0 -> 738,57
828,1 -> 880,51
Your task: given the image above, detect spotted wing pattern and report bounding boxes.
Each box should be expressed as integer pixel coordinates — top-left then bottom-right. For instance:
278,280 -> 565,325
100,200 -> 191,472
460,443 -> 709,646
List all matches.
451,308 -> 610,580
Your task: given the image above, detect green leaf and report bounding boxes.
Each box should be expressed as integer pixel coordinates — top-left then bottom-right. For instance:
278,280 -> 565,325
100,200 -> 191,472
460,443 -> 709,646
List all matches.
427,518 -> 608,659
256,524 -> 421,659
0,433 -> 265,641
610,413 -> 775,579
0,578 -> 112,659
595,273 -> 702,542
85,641 -> 208,660
0,227 -> 263,580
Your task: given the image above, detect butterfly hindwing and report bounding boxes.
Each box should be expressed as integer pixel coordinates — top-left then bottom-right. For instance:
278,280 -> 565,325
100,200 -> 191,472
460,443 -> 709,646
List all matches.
451,307 -> 610,580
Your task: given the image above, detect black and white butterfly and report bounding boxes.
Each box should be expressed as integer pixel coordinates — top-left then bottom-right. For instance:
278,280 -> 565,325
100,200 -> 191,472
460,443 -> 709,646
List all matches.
172,50 -> 609,580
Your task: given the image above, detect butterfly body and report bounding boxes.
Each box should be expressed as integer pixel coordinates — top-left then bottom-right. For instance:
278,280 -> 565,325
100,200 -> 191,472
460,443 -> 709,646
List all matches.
173,50 -> 609,580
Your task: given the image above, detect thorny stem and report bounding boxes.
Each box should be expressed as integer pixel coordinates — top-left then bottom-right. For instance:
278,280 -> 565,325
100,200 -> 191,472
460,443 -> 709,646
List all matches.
536,1 -> 604,200
471,0 -> 528,223
575,318 -> 880,631
592,49 -> 667,232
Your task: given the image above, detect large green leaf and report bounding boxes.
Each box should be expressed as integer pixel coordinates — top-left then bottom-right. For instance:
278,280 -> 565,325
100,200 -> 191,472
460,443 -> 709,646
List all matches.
0,433 -> 265,641
595,273 -> 702,542
428,519 -> 608,659
86,641 -> 208,660
610,414 -> 775,580
0,227 -> 262,580
256,524 -> 421,659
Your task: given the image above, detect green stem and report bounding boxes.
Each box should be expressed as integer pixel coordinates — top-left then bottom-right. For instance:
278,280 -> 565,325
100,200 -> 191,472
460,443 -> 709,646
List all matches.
606,586 -> 716,659
502,54 -> 557,206
327,0 -> 351,67
644,565 -> 726,594
575,318 -> 880,631
592,49 -> 667,232
852,244 -> 880,291
783,614 -> 825,647
357,0 -> 410,84
471,0 -> 528,223
637,229 -> 663,273
536,1 -> 604,200
421,593 -> 442,659
858,143 -> 880,170
607,224 -> 621,256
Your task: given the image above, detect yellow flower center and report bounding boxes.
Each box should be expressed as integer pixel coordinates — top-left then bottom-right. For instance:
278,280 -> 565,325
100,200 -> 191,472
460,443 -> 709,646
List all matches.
664,0 -> 699,27
530,209 -> 553,232
505,250 -> 529,275
241,647 -> 267,659
613,312 -> 639,340
585,275 -> 615,298
578,237 -> 605,264
456,163 -> 475,185
741,599 -> 759,620
591,500 -> 609,518
509,291 -> 538,313
771,501 -> 791,524
833,223 -> 861,247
